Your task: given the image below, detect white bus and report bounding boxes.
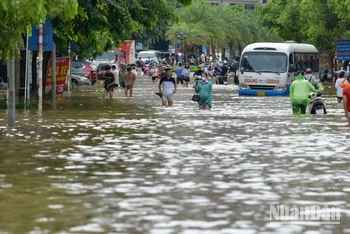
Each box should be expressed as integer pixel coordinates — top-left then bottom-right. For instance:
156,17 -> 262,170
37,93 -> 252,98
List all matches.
238,42 -> 319,96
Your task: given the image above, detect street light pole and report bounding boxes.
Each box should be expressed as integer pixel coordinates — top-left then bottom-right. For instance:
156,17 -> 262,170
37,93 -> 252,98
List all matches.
177,32 -> 186,63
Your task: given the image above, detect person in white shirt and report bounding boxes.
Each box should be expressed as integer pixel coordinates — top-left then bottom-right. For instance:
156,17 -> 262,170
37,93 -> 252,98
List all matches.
159,68 -> 177,106
149,64 -> 159,84
304,68 -> 318,86
201,52 -> 205,64
111,65 -> 119,91
153,56 -> 159,63
335,71 -> 348,103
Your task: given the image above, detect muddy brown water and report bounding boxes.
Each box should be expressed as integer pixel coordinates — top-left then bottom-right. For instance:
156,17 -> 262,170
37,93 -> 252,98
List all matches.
0,77 -> 350,234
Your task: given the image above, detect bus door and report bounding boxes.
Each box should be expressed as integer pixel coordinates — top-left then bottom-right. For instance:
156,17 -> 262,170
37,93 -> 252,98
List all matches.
288,53 -> 295,84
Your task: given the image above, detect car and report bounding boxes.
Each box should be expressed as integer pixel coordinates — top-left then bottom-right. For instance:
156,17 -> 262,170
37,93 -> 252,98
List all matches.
70,67 -> 97,85
71,74 -> 91,86
92,51 -> 116,67
71,60 -> 97,84
97,63 -> 118,80
137,50 -> 161,63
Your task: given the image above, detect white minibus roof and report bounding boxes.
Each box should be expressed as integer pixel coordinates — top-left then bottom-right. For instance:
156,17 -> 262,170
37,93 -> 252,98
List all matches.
242,42 -> 318,54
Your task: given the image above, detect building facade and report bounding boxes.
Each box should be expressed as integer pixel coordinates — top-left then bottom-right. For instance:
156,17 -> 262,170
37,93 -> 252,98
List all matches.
207,0 -> 268,9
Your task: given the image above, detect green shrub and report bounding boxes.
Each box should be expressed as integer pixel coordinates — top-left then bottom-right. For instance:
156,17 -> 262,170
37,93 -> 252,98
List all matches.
0,98 -> 38,109
171,65 -> 199,73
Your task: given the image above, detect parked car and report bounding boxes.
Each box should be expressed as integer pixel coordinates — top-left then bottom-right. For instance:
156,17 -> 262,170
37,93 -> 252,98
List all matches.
70,67 -> 97,85
97,63 -> 117,80
71,74 -> 91,86
71,60 -> 97,84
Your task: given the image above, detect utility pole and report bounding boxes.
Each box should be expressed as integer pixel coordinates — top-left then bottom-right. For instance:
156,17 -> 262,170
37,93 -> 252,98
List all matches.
7,55 -> 15,127
177,32 -> 186,63
67,41 -> 71,92
38,20 -> 43,111
25,30 -> 30,108
52,42 -> 56,109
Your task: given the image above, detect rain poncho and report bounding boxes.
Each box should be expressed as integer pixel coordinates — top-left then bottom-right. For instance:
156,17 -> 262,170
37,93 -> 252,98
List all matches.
196,80 -> 212,109
316,82 -> 324,92
290,73 -> 317,106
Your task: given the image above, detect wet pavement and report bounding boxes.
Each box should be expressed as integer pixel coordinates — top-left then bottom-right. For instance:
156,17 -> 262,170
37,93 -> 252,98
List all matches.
1,76 -> 350,234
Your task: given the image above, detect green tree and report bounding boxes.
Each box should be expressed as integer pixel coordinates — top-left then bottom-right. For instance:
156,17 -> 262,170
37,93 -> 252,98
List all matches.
52,0 -> 191,59
0,0 -> 78,61
258,0 -> 349,52
166,0 -> 275,61
258,0 -> 305,43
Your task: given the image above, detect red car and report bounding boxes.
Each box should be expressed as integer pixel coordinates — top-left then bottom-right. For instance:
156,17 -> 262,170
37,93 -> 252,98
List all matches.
97,63 -> 114,80
71,60 -> 97,85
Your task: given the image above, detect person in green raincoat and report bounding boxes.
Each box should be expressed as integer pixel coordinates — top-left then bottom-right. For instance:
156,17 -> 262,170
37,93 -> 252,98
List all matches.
289,72 -> 317,114
194,73 -> 213,109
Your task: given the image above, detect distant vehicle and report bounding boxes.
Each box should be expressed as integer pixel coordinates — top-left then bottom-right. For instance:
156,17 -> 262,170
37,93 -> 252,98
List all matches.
70,67 -> 97,85
116,40 -> 136,66
71,60 -> 97,84
96,63 -> 118,80
238,42 -> 319,96
137,50 -> 161,63
71,74 -> 91,86
71,60 -> 96,71
92,51 -> 115,67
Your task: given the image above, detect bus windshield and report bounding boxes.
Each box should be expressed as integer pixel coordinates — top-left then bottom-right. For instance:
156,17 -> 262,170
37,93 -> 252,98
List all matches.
240,52 -> 287,73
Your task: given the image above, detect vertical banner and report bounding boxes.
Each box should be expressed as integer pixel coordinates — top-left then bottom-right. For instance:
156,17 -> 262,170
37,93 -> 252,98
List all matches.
45,57 -> 70,95
117,40 -> 135,65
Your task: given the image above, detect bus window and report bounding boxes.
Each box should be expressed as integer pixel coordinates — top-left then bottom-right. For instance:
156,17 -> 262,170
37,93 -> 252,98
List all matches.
240,52 -> 287,73
294,53 -> 301,71
294,52 -> 319,72
289,54 -> 294,66
312,53 -> 319,72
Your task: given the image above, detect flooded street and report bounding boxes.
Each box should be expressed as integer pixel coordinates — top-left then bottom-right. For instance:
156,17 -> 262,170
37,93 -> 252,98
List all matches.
1,76 -> 350,234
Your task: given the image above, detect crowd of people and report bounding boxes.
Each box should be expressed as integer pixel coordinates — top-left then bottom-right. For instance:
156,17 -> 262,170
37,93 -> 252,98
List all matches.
102,57 -> 350,123
102,65 -> 136,99
102,61 -> 215,109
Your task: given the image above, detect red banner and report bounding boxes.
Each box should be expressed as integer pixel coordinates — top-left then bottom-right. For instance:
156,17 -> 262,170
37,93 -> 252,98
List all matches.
45,57 -> 70,95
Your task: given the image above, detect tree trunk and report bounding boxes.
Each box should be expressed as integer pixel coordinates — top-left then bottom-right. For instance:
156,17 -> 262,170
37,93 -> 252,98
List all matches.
222,47 -> 226,60
31,50 -> 38,97
211,44 -> 217,61
0,63 -> 7,83
15,57 -> 21,103
229,43 -> 234,57
19,50 -> 26,100
42,51 -> 52,94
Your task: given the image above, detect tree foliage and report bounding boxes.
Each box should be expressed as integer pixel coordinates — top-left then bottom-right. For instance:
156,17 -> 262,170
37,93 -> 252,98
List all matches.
0,0 -> 191,61
166,0 -> 279,58
258,0 -> 350,52
52,0 -> 191,58
0,0 -> 78,61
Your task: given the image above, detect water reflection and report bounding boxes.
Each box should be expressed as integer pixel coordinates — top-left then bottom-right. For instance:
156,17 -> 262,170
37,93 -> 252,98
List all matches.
0,78 -> 350,233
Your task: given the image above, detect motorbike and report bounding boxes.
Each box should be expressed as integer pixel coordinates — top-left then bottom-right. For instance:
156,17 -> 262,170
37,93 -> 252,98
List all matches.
307,92 -> 327,115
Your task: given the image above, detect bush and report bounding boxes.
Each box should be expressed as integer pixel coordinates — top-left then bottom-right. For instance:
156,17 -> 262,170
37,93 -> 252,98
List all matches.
0,98 -> 38,109
171,65 -> 199,73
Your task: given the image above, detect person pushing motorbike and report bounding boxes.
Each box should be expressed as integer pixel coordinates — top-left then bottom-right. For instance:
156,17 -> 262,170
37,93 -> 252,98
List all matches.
290,72 -> 318,114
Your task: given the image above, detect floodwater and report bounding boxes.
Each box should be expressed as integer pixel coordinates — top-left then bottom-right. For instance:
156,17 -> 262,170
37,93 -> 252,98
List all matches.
1,76 -> 350,234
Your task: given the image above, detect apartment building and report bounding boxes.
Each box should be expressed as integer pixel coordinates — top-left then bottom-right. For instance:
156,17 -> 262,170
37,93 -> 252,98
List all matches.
207,0 -> 268,9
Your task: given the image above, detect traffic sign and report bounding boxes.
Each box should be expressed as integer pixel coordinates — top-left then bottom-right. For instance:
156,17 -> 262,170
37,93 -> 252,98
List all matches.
336,40 -> 350,60
28,17 -> 53,51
